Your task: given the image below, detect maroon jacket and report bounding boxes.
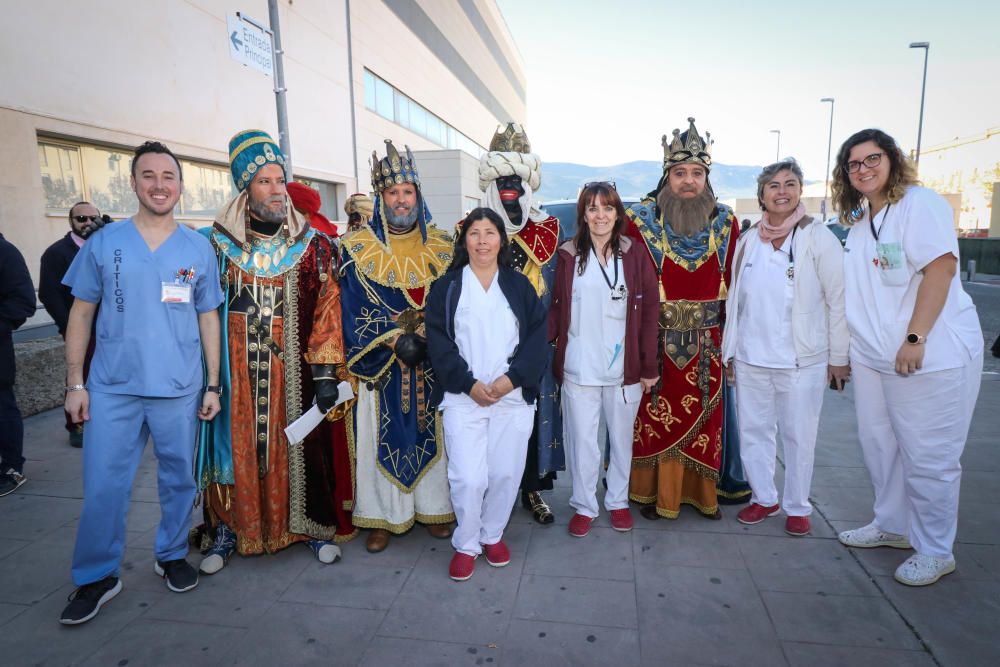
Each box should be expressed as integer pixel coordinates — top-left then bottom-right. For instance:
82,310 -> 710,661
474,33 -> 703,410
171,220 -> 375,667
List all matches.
548,236 -> 660,386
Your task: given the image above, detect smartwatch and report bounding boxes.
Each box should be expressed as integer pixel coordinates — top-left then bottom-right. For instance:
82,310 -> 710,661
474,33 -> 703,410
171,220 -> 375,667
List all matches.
905,332 -> 926,345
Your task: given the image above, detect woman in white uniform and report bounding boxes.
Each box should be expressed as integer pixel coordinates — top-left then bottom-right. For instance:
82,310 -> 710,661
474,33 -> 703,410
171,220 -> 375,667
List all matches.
426,208 -> 548,582
549,183 -> 660,538
833,129 -> 984,586
721,158 -> 849,537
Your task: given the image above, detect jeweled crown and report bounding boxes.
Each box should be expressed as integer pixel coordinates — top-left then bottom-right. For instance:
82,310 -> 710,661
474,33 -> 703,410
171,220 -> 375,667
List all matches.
371,140 -> 420,192
662,117 -> 713,170
489,122 -> 531,153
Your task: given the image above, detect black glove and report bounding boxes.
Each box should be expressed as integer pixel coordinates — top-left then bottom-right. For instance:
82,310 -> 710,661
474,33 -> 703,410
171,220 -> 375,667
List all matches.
394,333 -> 427,368
311,364 -> 340,412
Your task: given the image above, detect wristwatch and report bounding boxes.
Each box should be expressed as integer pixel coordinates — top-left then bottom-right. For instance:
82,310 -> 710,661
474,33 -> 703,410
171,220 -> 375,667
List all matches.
205,385 -> 223,396
905,332 -> 926,345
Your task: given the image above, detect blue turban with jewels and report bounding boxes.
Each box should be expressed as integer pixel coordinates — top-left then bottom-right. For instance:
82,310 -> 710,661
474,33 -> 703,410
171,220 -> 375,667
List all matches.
228,129 -> 286,192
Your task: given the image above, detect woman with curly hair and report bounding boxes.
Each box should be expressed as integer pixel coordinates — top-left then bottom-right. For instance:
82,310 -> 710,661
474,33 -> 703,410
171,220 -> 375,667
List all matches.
833,129 -> 983,586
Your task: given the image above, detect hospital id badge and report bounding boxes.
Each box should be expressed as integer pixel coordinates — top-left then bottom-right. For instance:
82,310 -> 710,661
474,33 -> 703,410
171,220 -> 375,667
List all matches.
875,241 -> 908,286
161,282 -> 192,303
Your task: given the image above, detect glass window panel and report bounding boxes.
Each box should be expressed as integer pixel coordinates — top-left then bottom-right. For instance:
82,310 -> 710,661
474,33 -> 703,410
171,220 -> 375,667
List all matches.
374,78 -> 393,120
363,70 -> 376,110
409,103 -> 427,136
427,116 -> 444,146
180,161 -> 236,218
79,145 -> 138,217
395,93 -> 409,127
39,142 -> 82,211
295,178 -> 340,225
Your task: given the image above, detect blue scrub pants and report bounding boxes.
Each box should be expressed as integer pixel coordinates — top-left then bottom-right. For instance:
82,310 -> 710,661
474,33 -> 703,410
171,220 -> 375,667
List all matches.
72,390 -> 200,586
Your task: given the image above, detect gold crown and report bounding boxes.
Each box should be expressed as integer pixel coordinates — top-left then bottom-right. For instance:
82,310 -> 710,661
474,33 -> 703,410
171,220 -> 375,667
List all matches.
489,122 -> 531,153
662,117 -> 713,169
371,139 -> 420,192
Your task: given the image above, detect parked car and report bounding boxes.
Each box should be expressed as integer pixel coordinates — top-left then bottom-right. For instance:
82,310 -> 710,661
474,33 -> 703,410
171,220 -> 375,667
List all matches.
540,198 -> 640,242
825,216 -> 849,246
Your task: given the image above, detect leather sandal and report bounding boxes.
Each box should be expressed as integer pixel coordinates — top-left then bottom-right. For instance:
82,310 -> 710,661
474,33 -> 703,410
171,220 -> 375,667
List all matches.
366,529 -> 390,553
426,523 -> 453,539
523,491 -> 555,524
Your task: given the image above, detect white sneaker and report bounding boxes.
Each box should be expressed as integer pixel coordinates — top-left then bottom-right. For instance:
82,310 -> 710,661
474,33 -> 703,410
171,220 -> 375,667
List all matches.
838,523 -> 912,549
894,554 -> 956,586
307,539 -> 342,564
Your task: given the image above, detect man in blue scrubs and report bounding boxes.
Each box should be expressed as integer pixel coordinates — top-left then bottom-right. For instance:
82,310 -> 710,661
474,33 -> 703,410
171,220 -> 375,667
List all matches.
59,141 -> 224,625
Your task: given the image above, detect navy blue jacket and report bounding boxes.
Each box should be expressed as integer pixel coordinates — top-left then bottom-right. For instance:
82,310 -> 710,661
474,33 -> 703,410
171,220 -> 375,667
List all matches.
426,264 -> 548,408
0,234 -> 38,386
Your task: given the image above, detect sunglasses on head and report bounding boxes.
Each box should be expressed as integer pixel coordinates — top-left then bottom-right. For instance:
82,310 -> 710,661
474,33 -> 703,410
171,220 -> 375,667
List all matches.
73,215 -> 100,223
583,181 -> 616,190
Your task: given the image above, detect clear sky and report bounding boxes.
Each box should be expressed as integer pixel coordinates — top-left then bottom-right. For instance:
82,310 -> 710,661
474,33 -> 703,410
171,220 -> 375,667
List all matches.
497,0 -> 1000,180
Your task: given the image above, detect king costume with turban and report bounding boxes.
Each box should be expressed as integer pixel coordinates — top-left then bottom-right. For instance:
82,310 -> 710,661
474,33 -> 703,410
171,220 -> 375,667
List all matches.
626,118 -> 750,519
475,123 -> 563,522
196,130 -> 355,572
339,140 -> 455,539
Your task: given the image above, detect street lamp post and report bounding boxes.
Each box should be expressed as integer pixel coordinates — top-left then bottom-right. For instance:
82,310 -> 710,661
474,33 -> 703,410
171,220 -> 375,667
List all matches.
909,42 -> 930,171
770,129 -> 781,162
820,97 -> 835,219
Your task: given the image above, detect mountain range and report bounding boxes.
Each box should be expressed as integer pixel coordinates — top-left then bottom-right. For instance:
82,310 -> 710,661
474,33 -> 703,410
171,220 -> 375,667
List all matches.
535,160 -> 768,203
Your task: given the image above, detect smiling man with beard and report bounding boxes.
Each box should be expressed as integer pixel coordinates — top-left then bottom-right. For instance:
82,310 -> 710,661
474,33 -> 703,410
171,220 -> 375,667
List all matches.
624,118 -> 750,521
339,140 -> 455,553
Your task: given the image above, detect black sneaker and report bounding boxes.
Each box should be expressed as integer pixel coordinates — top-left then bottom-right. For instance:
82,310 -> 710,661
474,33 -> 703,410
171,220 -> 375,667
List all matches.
154,558 -> 199,593
0,469 -> 26,497
59,576 -> 122,625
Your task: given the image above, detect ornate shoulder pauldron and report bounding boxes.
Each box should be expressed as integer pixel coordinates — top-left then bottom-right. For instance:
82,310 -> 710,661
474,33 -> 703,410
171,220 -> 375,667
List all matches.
626,199 -> 666,270
344,226 -> 452,290
662,205 -> 735,272
211,227 -> 314,278
512,216 -> 559,267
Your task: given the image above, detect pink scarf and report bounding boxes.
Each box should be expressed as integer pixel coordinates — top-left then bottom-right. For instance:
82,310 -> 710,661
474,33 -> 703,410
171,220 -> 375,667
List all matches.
759,202 -> 806,243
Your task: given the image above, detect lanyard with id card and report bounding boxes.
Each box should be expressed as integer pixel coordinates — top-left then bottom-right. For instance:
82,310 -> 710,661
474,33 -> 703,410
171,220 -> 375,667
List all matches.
162,265 -> 195,303
870,204 -> 909,287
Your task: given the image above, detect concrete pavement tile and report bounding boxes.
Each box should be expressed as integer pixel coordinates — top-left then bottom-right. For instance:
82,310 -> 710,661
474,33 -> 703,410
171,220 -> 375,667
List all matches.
761,590 -> 921,649
378,546 -> 522,644
812,440 -> 866,468
22,456 -> 85,482
876,574 -> 1000,667
281,553 -> 410,611
0,493 -> 82,540
80,618 -> 246,667
514,574 -> 638,629
955,543 -> 1000,581
849,542 -> 994,582
0,537 -> 29,560
358,636 -> 501,667
738,535 -> 880,595
0,601 -> 29,626
339,525 -> 431,568
5,582 -> 168,666
0,532 -> 73,604
782,642 -> 936,666
956,501 -> 1000,544
14,476 -> 83,499
503,618 -> 640,667
633,529 -> 745,571
958,470 -> 1000,498
810,465 -> 872,488
809,485 -> 876,522
524,526 -> 634,581
232,601 -> 383,666
638,508 -> 836,540
635,566 -> 786,667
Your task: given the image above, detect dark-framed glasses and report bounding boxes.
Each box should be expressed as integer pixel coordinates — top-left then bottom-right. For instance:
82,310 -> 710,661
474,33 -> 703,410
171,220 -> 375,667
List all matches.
73,215 -> 100,223
583,181 -> 616,190
845,152 -> 884,174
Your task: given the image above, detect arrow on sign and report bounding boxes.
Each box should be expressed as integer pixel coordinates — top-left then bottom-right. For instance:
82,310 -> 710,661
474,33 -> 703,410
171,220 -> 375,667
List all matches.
230,30 -> 242,51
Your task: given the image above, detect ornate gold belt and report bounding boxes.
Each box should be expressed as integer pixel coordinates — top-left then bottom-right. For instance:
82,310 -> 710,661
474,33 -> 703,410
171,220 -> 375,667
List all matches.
659,299 -> 721,331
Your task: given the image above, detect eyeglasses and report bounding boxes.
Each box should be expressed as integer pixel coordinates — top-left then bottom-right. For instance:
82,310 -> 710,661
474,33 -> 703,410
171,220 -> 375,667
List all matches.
583,181 -> 616,190
72,215 -> 100,223
845,152 -> 884,174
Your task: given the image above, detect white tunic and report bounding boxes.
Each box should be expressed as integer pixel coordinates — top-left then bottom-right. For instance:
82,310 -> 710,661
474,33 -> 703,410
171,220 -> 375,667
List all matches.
563,252 -> 627,386
843,186 -> 982,374
734,232 -> 797,369
439,265 -> 524,408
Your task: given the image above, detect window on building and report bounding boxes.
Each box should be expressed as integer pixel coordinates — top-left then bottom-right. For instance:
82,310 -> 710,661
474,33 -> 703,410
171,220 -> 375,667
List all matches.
39,142 -> 83,211
362,69 -> 486,158
296,178 -> 339,222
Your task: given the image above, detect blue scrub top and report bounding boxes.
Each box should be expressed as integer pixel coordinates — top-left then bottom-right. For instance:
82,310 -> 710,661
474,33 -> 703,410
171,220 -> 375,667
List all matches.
64,219 -> 224,397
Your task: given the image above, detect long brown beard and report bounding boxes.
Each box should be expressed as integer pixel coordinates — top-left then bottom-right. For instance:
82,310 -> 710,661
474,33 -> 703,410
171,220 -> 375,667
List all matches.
657,182 -> 717,237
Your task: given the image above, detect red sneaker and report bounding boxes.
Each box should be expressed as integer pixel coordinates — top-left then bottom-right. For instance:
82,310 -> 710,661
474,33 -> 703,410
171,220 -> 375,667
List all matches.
449,552 -> 476,581
482,540 -> 511,567
610,508 -> 633,532
785,515 -> 811,536
568,513 -> 593,538
736,503 -> 781,525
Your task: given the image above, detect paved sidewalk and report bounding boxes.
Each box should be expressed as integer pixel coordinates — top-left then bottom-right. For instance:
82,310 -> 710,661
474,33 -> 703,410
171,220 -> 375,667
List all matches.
2,374 -> 998,666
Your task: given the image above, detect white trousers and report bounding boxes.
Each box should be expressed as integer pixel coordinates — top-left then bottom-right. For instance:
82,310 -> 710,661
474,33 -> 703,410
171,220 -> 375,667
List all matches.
442,402 -> 535,556
562,379 -> 643,518
852,352 -> 983,559
734,361 -> 827,516
352,386 -> 454,532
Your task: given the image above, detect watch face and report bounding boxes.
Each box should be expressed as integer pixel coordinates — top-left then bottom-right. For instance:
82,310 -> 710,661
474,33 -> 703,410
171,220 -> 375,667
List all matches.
907,333 -> 920,344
